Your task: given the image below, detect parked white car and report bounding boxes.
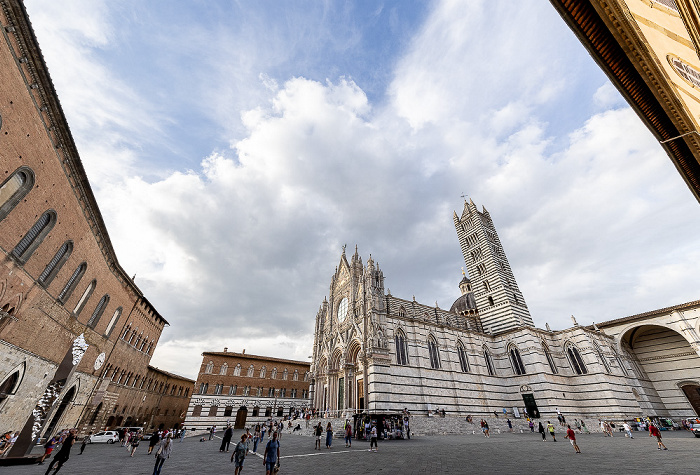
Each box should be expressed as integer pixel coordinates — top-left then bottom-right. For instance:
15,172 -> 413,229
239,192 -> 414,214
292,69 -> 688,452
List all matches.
89,431 -> 119,444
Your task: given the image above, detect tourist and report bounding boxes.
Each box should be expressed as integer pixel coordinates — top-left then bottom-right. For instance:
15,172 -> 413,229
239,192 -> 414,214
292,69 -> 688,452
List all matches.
506,418 -> 513,432
580,419 -> 589,433
538,422 -> 546,441
38,434 -> 59,464
263,431 -> 280,475
179,428 -> 186,442
574,419 -> 582,433
565,425 -> 581,453
231,434 -> 247,475
547,421 -> 556,441
314,422 -> 323,450
220,424 -> 233,452
370,424 -> 378,452
648,423 -> 668,450
245,428 -> 252,452
148,431 -> 160,454
44,428 -> 76,474
528,419 -> 534,432
253,425 -> 261,453
129,431 -> 141,457
208,425 -> 215,441
623,422 -> 634,439
345,421 -> 352,447
483,420 -> 490,438
153,433 -> 173,475
325,422 -> 333,449
79,432 -> 91,455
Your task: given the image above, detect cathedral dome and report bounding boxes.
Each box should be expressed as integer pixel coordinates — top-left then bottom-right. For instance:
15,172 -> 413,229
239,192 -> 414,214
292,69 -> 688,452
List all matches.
449,292 -> 477,314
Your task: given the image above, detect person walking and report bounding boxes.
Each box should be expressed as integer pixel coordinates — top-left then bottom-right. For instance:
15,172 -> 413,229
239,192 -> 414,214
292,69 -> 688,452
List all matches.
79,432 -> 91,455
263,431 -> 280,475
231,434 -> 247,475
44,428 -> 76,474
547,421 -> 556,441
129,432 -> 141,457
345,422 -> 352,448
370,424 -> 378,452
529,420 -> 534,433
623,422 -> 634,439
506,419 -> 513,432
649,423 -> 668,450
538,422 -> 546,441
38,435 -> 59,465
148,431 -> 160,455
581,419 -> 589,433
220,425 -> 233,452
152,433 -> 173,475
208,426 -> 215,441
314,422 -> 323,450
253,425 -> 261,453
565,425 -> 581,453
483,420 -> 490,438
325,422 -> 333,449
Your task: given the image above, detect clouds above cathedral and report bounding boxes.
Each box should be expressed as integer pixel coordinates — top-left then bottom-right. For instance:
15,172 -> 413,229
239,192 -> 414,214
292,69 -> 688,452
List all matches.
24,0 -> 700,377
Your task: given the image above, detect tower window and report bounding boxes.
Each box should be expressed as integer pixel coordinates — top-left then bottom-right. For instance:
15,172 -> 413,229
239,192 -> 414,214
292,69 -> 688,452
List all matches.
487,296 -> 494,306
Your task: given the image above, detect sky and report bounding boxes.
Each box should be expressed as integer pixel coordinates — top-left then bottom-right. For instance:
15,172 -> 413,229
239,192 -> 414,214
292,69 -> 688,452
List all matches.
24,0 -> 700,379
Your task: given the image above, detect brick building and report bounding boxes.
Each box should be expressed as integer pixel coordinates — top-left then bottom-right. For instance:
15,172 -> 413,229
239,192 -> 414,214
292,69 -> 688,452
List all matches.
184,350 -> 311,429
0,0 -> 192,457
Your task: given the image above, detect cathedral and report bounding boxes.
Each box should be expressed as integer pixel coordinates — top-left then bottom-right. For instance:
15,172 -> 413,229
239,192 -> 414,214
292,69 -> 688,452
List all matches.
310,200 -> 700,422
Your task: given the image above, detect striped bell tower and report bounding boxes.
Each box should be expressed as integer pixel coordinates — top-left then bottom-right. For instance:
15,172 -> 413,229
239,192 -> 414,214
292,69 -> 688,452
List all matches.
453,199 -> 533,333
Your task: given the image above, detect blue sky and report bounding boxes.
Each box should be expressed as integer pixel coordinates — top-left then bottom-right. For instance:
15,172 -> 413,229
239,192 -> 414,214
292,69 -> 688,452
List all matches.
24,0 -> 700,378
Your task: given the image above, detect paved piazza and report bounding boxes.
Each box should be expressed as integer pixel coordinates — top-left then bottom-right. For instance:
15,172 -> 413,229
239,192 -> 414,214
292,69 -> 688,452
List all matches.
10,429 -> 698,474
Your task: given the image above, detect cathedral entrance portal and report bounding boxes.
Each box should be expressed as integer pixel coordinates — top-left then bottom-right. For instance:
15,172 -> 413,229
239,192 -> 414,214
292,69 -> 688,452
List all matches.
681,385 -> 700,416
234,406 -> 247,429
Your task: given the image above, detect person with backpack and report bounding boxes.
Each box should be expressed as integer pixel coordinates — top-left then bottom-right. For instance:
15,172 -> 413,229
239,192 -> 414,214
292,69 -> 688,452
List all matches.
263,431 -> 280,475
231,434 -> 247,475
152,432 -> 173,475
44,428 -> 76,474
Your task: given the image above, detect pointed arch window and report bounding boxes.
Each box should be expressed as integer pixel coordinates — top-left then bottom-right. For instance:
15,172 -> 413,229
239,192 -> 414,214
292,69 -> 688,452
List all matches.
271,368 -> 277,379
508,345 -> 526,375
428,335 -> 441,369
483,346 -> 496,376
104,307 -> 122,338
457,342 -> 470,373
282,369 -> 288,380
593,342 -> 611,373
39,240 -> 73,287
247,365 -> 255,377
566,344 -> 588,375
73,279 -> 96,316
87,294 -> 109,329
259,366 -> 266,378
58,263 -> 87,304
293,370 -> 299,381
205,361 -> 214,374
398,306 -> 406,318
0,166 -> 34,222
12,210 -> 56,263
220,363 -> 228,375
233,364 -> 241,376
542,342 -> 558,374
395,329 -> 409,365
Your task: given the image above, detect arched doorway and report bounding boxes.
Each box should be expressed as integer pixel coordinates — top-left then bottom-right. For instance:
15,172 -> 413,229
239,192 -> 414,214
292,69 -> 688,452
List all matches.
621,324 -> 700,418
89,402 -> 103,425
44,386 -> 75,438
234,406 -> 247,429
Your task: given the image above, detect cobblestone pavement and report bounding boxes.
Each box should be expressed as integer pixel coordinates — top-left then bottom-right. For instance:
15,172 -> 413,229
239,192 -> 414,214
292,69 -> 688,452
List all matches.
7,428 -> 698,475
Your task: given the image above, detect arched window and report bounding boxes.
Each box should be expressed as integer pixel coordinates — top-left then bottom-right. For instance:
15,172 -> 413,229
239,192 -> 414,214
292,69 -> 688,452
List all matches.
0,166 -> 34,222
205,361 -> 214,374
220,363 -> 228,375
233,364 -> 241,376
87,294 -> 109,329
199,383 -> 208,394
214,384 -> 222,395
428,335 -> 441,369
542,341 -> 558,374
104,307 -> 122,337
58,263 -> 87,304
271,368 -> 277,379
398,306 -> 406,318
0,366 -> 22,405
457,341 -> 470,373
12,210 -> 56,263
73,279 -> 96,316
38,241 -> 73,287
247,365 -> 255,377
259,366 -> 266,378
394,329 -> 409,365
483,346 -> 496,376
487,296 -> 495,306
282,369 -> 288,380
566,343 -> 588,375
508,345 -> 526,375
593,341 -> 611,373
293,370 -> 299,381
229,385 -> 237,396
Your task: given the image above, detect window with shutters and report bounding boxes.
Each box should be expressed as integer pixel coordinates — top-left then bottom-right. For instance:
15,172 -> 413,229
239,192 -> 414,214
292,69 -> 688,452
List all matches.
87,294 -> 109,328
39,241 -> 73,287
57,263 -> 87,303
73,280 -> 96,316
0,166 -> 34,222
12,210 -> 57,263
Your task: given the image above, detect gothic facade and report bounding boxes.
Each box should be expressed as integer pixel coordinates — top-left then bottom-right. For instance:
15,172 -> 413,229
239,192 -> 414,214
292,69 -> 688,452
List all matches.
310,200 -> 700,421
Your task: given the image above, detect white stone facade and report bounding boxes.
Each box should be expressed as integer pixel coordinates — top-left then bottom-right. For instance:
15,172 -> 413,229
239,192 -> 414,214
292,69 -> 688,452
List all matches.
310,202 -> 700,422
